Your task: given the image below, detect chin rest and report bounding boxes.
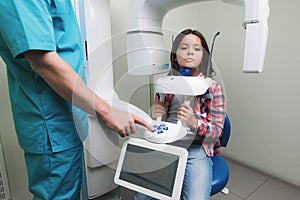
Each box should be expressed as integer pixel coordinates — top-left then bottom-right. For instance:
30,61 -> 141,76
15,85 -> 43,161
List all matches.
211,114 -> 231,196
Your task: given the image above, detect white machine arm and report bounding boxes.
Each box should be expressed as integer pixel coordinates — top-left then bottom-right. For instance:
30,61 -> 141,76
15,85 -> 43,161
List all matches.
242,0 -> 269,72
127,0 -> 269,75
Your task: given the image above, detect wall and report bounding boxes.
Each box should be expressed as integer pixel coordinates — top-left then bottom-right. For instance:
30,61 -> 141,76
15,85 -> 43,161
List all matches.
0,59 -> 32,199
110,0 -> 300,187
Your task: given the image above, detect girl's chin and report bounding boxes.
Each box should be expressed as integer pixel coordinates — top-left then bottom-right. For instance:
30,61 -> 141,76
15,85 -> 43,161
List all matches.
182,65 -> 195,69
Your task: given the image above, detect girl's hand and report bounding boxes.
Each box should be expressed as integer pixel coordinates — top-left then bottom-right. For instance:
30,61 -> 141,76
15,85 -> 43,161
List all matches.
177,102 -> 198,130
151,103 -> 166,120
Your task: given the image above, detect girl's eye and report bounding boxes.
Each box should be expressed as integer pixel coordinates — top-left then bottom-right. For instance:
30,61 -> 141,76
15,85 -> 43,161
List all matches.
180,47 -> 187,50
195,48 -> 201,51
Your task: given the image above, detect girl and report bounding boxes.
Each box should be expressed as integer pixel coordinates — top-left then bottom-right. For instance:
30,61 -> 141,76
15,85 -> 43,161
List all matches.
135,29 -> 226,200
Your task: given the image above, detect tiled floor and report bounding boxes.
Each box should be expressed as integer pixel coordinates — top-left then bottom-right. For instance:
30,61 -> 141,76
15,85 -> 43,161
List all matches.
93,157 -> 300,200
211,157 -> 300,200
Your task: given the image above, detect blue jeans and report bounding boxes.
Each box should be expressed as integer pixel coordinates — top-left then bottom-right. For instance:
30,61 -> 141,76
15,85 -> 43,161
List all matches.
134,145 -> 213,200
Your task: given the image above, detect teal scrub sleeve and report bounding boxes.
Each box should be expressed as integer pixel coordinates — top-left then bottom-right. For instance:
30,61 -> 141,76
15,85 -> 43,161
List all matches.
0,1 -> 56,58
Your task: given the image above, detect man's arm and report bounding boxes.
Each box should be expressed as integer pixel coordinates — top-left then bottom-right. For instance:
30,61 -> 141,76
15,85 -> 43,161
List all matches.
24,50 -> 151,136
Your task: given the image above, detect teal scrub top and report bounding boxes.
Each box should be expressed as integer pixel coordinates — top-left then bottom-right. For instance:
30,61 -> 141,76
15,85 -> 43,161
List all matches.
0,0 -> 88,153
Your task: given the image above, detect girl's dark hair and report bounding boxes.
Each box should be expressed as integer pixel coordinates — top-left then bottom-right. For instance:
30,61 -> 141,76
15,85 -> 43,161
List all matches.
169,29 -> 214,77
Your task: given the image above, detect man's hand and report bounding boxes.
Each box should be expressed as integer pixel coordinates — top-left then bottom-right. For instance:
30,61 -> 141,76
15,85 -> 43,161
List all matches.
101,106 -> 152,137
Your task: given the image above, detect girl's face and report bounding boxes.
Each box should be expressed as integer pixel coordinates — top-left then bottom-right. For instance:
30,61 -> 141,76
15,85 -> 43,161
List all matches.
176,34 -> 203,71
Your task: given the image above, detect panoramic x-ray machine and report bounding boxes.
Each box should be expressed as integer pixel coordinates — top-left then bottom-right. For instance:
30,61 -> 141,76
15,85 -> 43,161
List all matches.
73,0 -> 269,199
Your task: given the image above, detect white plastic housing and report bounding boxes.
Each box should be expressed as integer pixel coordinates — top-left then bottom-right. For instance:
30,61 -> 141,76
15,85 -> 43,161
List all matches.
127,32 -> 170,75
243,20 -> 268,73
75,0 -> 119,197
110,97 -> 188,144
156,76 -> 212,96
243,0 -> 269,72
143,120 -> 188,144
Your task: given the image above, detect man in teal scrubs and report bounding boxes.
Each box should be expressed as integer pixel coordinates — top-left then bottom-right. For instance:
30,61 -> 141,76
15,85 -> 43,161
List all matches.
0,1 -> 151,199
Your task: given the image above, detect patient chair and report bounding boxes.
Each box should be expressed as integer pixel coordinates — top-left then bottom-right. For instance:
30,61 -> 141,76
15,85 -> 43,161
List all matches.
210,114 -> 231,196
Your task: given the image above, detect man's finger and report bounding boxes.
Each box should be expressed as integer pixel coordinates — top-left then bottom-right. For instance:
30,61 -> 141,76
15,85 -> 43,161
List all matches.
133,116 -> 152,131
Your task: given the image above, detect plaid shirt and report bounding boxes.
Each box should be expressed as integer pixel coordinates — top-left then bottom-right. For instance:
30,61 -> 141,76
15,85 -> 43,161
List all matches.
156,76 -> 226,157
